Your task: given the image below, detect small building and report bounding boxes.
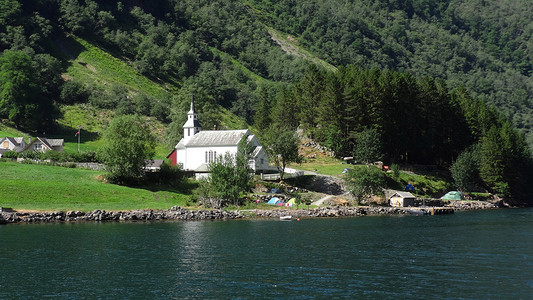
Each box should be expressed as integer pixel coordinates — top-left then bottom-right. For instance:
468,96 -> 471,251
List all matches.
168,97 -> 270,177
23,137 -> 64,153
0,137 -> 28,157
1,137 -> 64,157
389,191 -> 416,207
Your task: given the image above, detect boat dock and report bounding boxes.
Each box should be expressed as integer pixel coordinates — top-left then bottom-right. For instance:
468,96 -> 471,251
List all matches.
407,207 -> 455,215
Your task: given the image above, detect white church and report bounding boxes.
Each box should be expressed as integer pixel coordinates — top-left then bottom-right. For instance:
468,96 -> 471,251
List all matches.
167,98 -> 270,177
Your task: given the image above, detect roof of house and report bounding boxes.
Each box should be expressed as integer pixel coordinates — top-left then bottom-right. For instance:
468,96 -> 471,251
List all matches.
0,137 -> 27,152
194,163 -> 210,172
46,139 -> 64,147
181,129 -> 249,147
1,137 -> 22,147
22,137 -> 64,151
144,159 -> 164,170
390,191 -> 416,199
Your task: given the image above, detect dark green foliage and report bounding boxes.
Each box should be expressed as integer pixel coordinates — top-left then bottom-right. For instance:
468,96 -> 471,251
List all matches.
264,126 -> 302,180
1,150 -> 18,159
451,145 -> 482,192
0,50 -> 58,130
99,114 -> 156,184
391,164 -> 400,181
354,128 -> 384,164
60,80 -> 90,104
3,149 -> 99,163
195,139 -> 254,208
145,162 -> 185,187
345,166 -> 386,204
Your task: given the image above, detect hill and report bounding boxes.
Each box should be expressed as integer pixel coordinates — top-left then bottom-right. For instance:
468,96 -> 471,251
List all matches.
1,0 -> 532,145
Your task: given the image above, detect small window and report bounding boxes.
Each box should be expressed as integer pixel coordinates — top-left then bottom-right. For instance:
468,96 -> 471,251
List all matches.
260,158 -> 264,165
3,141 -> 8,149
34,143 -> 42,150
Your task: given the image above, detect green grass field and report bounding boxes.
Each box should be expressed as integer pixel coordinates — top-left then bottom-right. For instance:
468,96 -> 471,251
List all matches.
0,162 -> 191,211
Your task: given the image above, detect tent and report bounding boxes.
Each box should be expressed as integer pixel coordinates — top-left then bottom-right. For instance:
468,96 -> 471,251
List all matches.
267,197 -> 281,205
269,188 -> 282,194
441,191 -> 463,200
286,198 -> 298,207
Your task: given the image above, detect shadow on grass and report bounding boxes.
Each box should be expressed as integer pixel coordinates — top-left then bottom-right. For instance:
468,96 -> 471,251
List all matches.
124,178 -> 199,195
51,123 -> 101,144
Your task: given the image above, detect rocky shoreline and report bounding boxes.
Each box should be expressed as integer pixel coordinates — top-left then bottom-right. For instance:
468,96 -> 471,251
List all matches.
0,200 -> 502,224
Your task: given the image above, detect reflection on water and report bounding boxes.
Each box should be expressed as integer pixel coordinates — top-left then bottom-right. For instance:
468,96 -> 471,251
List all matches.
1,209 -> 533,298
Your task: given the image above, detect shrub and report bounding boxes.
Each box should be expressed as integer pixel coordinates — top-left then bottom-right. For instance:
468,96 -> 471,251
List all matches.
2,151 -> 19,159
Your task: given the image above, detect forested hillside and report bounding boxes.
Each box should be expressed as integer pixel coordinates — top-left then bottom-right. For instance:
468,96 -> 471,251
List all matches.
247,0 -> 533,144
1,0 -> 533,202
1,0 -> 532,138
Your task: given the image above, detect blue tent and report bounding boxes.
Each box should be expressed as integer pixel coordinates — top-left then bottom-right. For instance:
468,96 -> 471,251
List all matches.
267,197 -> 281,205
405,184 -> 415,191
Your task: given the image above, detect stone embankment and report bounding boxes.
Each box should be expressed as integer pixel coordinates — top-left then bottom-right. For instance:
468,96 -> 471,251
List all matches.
0,201 -> 502,224
0,206 -> 242,224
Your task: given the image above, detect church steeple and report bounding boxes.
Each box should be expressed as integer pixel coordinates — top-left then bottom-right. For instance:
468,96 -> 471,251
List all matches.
183,95 -> 202,142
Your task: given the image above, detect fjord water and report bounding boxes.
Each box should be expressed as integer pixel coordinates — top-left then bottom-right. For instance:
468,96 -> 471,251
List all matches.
1,209 -> 532,299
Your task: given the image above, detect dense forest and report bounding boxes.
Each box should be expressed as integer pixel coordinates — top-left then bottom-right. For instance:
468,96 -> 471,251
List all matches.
261,65 -> 533,203
248,0 -> 533,143
1,0 -> 533,202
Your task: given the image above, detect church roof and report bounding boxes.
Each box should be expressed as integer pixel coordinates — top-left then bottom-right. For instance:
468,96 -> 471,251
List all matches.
183,117 -> 201,128
184,129 -> 249,147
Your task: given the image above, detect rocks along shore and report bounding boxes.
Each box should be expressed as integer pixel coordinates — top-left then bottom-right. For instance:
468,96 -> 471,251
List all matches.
0,200 -> 500,224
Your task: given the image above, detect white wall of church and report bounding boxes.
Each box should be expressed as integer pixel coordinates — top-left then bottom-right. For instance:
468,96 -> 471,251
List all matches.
183,145 -> 238,171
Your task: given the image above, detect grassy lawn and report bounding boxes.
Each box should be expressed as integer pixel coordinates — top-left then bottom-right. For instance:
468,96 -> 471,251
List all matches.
0,162 -> 191,211
291,156 -> 350,177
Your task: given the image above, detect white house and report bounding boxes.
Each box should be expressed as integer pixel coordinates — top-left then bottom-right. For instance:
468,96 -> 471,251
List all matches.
0,137 -> 64,157
167,98 -> 270,177
0,137 -> 28,157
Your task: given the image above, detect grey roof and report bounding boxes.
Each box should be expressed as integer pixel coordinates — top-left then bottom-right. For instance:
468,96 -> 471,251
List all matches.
46,139 -> 64,147
144,159 -> 164,170
22,137 -> 64,151
184,130 -> 249,147
195,163 -> 210,172
390,191 -> 416,199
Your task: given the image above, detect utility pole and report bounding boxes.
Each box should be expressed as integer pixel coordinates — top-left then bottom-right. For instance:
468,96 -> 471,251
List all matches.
76,126 -> 81,153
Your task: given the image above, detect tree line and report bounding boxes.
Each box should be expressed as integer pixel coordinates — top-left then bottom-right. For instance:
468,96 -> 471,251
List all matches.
256,65 -> 533,203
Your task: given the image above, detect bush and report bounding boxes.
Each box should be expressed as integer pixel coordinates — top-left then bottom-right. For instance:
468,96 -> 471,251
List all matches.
2,151 -> 19,159
60,80 -> 90,104
21,151 -> 43,160
144,162 -> 185,186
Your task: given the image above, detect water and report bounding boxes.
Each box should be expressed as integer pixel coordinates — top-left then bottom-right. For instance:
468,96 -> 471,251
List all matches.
1,209 -> 532,299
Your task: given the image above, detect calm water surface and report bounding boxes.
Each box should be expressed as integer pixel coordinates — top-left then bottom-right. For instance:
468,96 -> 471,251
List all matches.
1,208 -> 532,299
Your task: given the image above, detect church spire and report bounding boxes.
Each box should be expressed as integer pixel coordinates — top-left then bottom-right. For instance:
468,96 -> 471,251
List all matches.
188,94 -> 196,114
183,95 -> 201,142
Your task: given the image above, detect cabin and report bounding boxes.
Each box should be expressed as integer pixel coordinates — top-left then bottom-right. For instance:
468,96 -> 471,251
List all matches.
389,191 -> 416,207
